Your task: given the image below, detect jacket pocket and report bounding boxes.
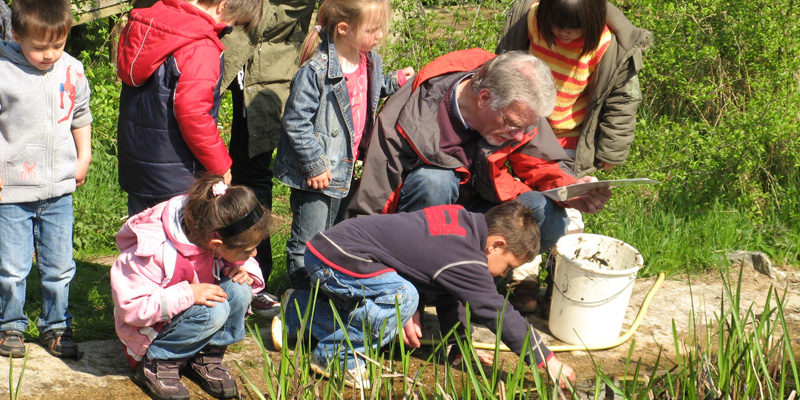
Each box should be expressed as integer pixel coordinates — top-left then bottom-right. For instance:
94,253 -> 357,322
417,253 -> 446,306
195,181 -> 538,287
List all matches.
4,144 -> 47,187
52,137 -> 78,184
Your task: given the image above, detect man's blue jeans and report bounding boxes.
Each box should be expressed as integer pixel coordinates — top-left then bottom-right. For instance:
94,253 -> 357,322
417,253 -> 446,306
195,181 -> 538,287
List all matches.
0,194 -> 75,333
397,165 -> 568,251
146,278 -> 251,361
283,251 -> 419,370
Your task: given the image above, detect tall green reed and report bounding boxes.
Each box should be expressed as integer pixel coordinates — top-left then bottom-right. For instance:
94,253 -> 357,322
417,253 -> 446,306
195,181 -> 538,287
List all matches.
599,267 -> 799,398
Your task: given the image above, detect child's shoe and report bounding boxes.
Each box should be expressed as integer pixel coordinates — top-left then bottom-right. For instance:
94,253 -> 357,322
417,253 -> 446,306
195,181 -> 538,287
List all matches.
134,355 -> 190,400
251,291 -> 281,318
309,353 -> 371,390
0,329 -> 25,358
39,327 -> 79,358
271,289 -> 297,351
184,345 -> 238,399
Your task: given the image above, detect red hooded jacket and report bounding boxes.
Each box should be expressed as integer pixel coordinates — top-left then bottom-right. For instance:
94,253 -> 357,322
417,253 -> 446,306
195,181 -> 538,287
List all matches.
117,0 -> 232,199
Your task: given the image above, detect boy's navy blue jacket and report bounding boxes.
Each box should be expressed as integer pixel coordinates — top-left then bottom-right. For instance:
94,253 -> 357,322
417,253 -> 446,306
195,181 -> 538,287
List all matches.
306,204 -> 553,366
116,0 -> 231,201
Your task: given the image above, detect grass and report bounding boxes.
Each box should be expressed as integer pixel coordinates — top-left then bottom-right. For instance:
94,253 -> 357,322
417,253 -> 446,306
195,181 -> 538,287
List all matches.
231,267 -> 799,399
594,269 -> 799,399
585,190 -> 800,277
9,0 -> 799,398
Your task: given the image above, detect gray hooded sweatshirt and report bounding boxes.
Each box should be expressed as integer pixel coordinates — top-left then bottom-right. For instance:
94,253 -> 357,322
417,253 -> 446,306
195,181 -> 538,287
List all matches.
0,40 -> 92,203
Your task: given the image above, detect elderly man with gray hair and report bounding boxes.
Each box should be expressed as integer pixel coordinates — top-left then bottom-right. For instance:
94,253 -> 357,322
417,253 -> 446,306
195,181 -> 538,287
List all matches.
347,49 -> 611,252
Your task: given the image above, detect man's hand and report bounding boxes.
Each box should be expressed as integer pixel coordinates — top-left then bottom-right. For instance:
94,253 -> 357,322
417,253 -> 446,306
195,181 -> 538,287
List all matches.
563,176 -> 612,214
402,311 -> 423,348
190,283 -> 228,307
306,169 -> 332,190
546,356 -> 576,391
0,176 -> 3,201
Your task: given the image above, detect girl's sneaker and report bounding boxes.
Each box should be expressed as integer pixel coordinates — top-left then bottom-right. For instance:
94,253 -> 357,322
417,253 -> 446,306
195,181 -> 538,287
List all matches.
134,355 -> 190,400
184,345 -> 238,399
251,291 -> 281,318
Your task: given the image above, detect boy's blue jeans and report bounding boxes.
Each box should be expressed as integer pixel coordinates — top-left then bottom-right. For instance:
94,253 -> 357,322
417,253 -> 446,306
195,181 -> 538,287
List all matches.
146,277 -> 251,361
397,165 -> 569,251
284,252 -> 419,370
0,194 -> 75,333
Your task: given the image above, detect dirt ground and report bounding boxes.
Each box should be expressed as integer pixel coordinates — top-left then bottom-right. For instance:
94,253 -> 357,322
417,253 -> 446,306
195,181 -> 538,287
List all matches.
1,264 -> 798,399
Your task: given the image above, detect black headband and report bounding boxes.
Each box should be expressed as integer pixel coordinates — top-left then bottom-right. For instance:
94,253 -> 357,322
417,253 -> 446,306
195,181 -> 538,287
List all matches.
216,204 -> 264,237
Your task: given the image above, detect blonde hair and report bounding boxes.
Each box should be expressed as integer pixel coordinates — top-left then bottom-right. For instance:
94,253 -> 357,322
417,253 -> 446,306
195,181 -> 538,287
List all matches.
297,0 -> 392,65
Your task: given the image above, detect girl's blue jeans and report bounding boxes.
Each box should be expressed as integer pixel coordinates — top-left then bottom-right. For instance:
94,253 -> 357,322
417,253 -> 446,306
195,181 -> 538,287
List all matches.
146,277 -> 251,361
0,194 -> 75,333
285,188 -> 346,290
284,251 -> 419,370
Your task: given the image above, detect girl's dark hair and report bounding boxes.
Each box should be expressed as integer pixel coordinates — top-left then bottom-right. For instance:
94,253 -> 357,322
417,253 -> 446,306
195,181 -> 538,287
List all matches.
536,0 -> 607,57
182,175 -> 271,250
484,201 -> 540,263
11,0 -> 73,42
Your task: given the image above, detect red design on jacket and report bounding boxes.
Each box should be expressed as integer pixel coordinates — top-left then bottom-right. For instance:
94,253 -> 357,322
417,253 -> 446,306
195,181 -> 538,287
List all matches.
57,66 -> 77,124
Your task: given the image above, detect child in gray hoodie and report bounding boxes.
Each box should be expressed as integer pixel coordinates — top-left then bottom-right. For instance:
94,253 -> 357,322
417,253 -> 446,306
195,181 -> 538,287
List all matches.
0,0 -> 92,359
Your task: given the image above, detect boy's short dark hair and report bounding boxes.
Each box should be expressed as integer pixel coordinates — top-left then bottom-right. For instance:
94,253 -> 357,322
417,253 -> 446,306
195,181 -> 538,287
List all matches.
11,0 -> 72,42
484,201 -> 540,263
196,0 -> 264,32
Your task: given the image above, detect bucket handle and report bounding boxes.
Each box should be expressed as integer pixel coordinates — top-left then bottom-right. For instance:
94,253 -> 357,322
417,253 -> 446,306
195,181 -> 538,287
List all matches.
553,277 -> 636,305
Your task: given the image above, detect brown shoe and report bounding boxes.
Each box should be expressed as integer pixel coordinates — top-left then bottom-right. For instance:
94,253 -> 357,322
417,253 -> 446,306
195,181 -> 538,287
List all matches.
133,355 -> 190,400
184,345 -> 238,399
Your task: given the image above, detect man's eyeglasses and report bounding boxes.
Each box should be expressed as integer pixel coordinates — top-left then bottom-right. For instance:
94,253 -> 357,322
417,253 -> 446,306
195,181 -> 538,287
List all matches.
500,109 -> 524,131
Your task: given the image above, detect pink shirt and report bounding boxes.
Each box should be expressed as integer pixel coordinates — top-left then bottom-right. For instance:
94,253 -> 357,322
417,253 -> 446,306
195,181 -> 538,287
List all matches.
344,53 -> 369,160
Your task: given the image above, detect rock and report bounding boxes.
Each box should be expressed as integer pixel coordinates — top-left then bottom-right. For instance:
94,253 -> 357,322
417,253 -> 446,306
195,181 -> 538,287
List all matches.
726,251 -> 774,278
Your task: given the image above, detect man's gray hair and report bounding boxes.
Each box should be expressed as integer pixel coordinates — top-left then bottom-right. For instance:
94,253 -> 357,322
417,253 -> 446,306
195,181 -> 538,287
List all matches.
472,51 -> 556,118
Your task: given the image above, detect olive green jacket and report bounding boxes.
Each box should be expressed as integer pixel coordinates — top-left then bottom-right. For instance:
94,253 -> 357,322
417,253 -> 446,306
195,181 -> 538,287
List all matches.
496,0 -> 652,177
221,0 -> 315,157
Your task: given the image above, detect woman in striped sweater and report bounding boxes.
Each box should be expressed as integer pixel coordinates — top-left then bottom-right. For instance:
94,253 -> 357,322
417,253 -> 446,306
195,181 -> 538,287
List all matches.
497,0 -> 651,232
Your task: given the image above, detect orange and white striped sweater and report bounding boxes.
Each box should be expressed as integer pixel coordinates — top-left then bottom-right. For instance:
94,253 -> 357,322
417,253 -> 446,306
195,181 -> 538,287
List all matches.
527,2 -> 612,149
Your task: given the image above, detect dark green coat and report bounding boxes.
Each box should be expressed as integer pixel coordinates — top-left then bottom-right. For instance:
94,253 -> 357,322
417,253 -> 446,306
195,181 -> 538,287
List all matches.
221,0 -> 314,158
496,0 -> 652,177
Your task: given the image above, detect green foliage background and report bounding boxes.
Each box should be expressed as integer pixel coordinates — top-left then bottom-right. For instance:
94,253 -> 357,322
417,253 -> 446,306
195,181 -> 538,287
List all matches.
65,0 -> 800,274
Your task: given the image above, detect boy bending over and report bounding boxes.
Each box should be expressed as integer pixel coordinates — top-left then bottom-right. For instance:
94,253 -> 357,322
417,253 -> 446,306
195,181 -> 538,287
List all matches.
276,202 -> 575,389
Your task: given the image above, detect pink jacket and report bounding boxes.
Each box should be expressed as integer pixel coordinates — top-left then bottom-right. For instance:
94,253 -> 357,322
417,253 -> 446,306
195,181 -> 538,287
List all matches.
110,196 -> 265,368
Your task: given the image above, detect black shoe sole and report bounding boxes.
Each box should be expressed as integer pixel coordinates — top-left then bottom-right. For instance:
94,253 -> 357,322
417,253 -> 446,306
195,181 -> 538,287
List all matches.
132,370 -> 191,400
0,349 -> 25,358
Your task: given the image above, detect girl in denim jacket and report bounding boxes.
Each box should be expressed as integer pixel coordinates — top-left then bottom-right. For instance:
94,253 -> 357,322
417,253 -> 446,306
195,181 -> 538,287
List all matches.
275,0 -> 414,288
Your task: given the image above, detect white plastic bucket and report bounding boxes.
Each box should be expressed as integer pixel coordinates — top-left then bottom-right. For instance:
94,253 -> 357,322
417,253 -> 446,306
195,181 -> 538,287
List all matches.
548,233 -> 643,346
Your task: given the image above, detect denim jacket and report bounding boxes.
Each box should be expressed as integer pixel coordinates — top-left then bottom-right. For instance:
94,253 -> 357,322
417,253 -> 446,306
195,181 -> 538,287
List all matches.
275,35 -> 401,198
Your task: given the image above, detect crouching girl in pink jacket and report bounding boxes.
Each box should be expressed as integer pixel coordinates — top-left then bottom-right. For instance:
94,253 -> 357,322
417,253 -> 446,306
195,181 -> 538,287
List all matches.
111,175 -> 270,400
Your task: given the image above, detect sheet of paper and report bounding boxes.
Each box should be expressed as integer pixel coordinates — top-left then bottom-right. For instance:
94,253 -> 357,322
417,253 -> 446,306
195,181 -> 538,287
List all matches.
541,178 -> 661,201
